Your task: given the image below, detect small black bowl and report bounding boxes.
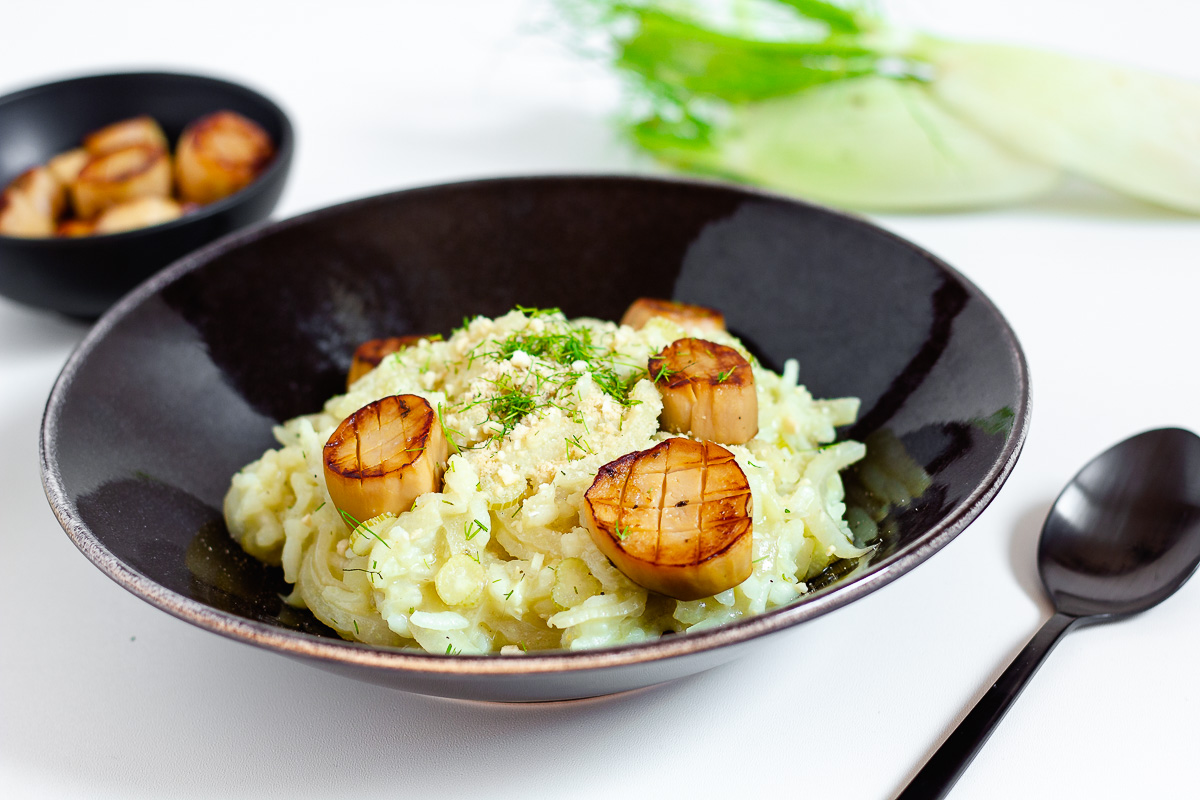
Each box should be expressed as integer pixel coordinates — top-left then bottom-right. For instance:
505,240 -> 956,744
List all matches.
0,71 -> 293,319
41,175 -> 1029,702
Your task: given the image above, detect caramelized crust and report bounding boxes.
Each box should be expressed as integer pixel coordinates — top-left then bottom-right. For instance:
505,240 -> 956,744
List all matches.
93,197 -> 183,234
55,218 -> 95,237
0,190 -> 53,237
83,115 -> 168,156
71,144 -> 172,219
324,394 -> 449,524
584,438 -> 752,600
175,111 -> 275,205
9,166 -> 66,219
649,338 -> 757,444
47,148 -> 90,186
620,298 -> 725,333
4,111 -> 275,237
347,335 -> 431,387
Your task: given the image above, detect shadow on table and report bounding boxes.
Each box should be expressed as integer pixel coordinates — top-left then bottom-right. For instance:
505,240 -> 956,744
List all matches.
887,496 -> 1061,799
0,296 -> 88,359
1008,499 -> 1056,614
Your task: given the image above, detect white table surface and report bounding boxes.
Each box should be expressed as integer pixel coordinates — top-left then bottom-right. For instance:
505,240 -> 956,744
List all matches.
3,1 -> 1198,797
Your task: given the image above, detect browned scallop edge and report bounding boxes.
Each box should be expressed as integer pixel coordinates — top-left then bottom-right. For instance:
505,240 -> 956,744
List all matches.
10,167 -> 46,192
695,442 -> 751,564
688,518 -> 751,567
325,395 -> 431,479
77,144 -> 167,184
584,446 -> 647,554
642,298 -> 724,326
84,114 -> 154,137
584,448 -> 641,535
585,439 -> 751,565
355,335 -> 428,369
182,111 -> 275,172
650,339 -> 751,390
56,219 -> 94,237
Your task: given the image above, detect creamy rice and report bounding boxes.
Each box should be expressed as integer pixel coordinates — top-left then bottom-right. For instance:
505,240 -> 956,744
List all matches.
223,308 -> 868,653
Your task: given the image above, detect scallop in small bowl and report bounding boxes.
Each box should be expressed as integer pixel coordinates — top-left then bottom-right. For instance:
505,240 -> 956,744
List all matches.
0,71 -> 293,318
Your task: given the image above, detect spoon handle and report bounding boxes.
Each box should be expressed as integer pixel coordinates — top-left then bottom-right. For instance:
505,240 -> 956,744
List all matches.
896,611 -> 1080,800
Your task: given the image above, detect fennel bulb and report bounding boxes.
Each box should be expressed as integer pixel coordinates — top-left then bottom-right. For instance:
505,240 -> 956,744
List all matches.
916,38 -> 1200,214
665,75 -> 1061,210
568,0 -> 1200,213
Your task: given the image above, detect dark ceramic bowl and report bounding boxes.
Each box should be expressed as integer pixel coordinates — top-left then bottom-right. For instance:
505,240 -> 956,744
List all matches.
41,176 -> 1029,702
0,71 -> 294,318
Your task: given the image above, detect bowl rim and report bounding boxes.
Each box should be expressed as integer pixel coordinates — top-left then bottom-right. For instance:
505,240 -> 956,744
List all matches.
40,173 -> 1030,676
0,69 -> 295,245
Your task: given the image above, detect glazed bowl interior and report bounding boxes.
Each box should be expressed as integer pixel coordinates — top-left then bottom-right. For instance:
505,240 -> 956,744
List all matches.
0,71 -> 293,318
41,176 -> 1028,701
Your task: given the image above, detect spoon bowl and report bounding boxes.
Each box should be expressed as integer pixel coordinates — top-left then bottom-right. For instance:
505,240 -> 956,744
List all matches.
1040,427 -> 1200,619
901,427 -> 1200,799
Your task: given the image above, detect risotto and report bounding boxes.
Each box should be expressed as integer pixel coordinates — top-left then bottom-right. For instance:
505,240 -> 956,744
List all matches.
223,305 -> 869,654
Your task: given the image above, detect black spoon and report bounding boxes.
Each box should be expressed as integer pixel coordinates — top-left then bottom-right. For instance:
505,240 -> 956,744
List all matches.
898,427 -> 1200,799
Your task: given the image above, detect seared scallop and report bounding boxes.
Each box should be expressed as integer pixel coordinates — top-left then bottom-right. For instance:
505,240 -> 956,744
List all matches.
92,196 -> 183,235
83,115 -> 169,156
324,394 -> 449,525
55,218 -> 95,237
47,148 -> 90,186
175,111 -> 274,205
347,335 -> 431,388
8,166 -> 66,220
620,298 -> 725,333
583,438 -> 752,600
71,144 -> 172,219
0,190 -> 53,237
649,338 -> 757,444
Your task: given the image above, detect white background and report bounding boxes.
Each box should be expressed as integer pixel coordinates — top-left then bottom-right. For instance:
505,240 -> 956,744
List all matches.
2,1 -> 1198,798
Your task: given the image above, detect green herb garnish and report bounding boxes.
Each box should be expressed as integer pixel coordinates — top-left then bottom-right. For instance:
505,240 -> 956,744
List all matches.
465,519 -> 489,541
338,509 -> 390,549
343,566 -> 384,583
435,402 -> 465,455
565,433 -> 594,457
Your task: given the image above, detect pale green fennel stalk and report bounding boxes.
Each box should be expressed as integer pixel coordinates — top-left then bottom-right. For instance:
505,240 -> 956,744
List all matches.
563,0 -> 1200,212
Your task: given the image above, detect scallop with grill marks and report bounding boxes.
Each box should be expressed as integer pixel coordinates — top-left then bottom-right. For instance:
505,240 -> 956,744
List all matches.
650,337 -> 758,444
584,438 -> 753,600
324,394 -> 449,525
